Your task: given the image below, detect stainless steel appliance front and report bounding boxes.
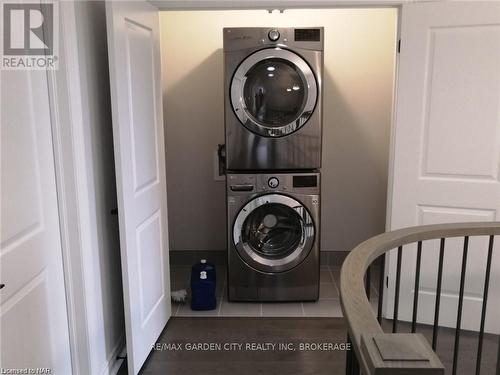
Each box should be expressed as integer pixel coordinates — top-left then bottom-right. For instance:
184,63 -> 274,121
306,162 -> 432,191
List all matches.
227,172 -> 320,301
224,27 -> 324,170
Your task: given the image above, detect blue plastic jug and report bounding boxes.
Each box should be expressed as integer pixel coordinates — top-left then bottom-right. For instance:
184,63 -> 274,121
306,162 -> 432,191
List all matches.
190,259 -> 216,311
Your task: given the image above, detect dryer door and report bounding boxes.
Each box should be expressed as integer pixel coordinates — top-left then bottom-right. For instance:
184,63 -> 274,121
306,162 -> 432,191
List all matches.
231,48 -> 318,138
233,194 -> 315,273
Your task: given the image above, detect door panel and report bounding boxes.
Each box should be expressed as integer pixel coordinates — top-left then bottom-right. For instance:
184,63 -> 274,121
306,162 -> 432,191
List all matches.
0,70 -> 72,373
106,2 -> 170,374
421,26 -> 500,180
387,2 -> 500,334
125,20 -> 159,192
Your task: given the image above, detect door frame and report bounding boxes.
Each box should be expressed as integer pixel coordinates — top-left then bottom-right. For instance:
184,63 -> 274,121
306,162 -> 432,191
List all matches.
383,2 -> 403,319
47,2 -> 127,374
151,0 -> 408,10
50,1 -> 401,374
47,3 -> 93,374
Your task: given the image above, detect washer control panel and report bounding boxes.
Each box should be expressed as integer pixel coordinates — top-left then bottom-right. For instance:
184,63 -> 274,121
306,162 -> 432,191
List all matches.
227,173 -> 320,195
268,177 -> 279,188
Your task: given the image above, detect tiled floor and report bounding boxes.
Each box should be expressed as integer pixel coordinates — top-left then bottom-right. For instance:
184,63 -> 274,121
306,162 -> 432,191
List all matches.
170,265 -> 380,317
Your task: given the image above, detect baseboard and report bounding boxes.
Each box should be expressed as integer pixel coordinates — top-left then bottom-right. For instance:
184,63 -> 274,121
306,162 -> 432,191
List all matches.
320,251 -> 350,267
170,250 -> 350,267
170,250 -> 227,266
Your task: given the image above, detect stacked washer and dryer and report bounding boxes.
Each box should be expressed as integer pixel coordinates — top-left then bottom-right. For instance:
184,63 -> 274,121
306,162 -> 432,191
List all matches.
224,27 -> 324,301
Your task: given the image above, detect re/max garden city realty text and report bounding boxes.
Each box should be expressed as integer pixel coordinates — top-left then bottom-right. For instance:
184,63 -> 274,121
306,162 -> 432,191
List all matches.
152,342 -> 351,352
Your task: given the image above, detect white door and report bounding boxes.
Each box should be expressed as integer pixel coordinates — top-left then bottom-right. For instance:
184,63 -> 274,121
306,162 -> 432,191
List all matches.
106,1 -> 171,374
0,70 -> 72,372
387,2 -> 500,334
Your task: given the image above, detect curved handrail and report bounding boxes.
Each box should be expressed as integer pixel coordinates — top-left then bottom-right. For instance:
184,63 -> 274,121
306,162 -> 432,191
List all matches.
340,221 -> 500,374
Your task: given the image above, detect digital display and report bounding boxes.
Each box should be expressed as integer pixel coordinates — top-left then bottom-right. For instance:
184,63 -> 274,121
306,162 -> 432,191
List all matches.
294,29 -> 321,42
293,175 -> 317,188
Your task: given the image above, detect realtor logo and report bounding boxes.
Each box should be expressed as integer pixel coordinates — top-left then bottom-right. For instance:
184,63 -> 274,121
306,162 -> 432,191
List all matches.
1,2 -> 59,70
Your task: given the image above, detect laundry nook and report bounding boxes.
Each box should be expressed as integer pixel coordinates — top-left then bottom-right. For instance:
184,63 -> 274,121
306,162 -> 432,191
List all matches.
1,1 -> 499,375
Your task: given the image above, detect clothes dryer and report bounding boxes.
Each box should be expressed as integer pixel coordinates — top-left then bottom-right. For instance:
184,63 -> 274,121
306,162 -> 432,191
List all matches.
224,27 -> 323,170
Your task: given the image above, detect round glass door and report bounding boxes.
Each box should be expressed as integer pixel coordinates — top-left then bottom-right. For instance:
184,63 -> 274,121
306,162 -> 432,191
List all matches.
231,48 -> 317,138
233,194 -> 315,273
243,59 -> 306,127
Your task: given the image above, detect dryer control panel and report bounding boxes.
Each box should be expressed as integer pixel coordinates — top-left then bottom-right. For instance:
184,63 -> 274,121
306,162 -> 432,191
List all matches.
223,27 -> 324,52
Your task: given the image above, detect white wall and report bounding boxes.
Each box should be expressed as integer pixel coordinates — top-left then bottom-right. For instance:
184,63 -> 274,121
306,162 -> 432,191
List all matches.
73,2 -> 125,374
161,9 -> 397,252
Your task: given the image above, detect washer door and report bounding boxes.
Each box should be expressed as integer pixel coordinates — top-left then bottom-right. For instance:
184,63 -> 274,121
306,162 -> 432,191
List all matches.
231,48 -> 318,138
233,194 -> 315,273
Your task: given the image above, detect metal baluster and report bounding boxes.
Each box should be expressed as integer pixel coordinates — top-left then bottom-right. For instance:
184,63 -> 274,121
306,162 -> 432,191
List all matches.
432,238 -> 446,351
352,349 -> 360,375
393,246 -> 402,333
411,241 -> 423,333
476,235 -> 495,375
346,334 -> 352,375
496,336 -> 500,375
377,254 -> 386,324
365,266 -> 371,301
346,334 -> 360,375
452,236 -> 469,375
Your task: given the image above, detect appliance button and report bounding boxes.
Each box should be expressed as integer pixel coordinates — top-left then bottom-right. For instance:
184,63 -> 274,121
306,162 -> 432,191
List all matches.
268,29 -> 280,41
268,177 -> 279,188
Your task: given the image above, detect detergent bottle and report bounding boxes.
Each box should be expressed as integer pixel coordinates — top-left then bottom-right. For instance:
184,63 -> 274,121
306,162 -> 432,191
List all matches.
190,259 -> 216,310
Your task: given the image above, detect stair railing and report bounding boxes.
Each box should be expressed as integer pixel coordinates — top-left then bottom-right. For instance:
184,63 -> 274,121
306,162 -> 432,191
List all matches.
340,222 -> 500,375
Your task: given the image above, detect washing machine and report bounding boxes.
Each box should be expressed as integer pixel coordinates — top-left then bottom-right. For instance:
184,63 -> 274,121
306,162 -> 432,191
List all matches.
224,27 -> 324,171
227,172 -> 320,301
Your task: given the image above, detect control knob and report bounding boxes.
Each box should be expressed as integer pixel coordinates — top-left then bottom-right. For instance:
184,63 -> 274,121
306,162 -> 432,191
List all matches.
268,177 -> 279,188
268,29 -> 280,41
